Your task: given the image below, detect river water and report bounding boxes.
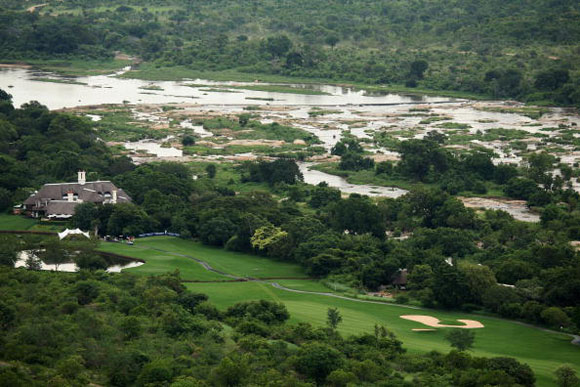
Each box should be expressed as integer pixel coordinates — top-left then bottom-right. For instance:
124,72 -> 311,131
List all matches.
0,66 -> 454,109
299,162 -> 408,198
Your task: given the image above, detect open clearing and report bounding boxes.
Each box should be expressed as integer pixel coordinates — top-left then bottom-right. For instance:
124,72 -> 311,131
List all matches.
98,236 -> 580,386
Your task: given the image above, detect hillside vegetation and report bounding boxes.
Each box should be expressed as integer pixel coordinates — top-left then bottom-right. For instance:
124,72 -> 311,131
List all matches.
0,0 -> 579,104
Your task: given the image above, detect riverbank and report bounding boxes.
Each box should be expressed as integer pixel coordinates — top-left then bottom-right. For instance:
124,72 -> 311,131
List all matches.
120,63 -> 492,101
3,59 -> 574,108
0,58 -> 133,76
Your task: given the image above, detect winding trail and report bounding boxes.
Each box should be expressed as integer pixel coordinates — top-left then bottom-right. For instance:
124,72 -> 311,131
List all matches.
128,241 -> 580,345
145,246 -> 242,279
270,282 -> 421,310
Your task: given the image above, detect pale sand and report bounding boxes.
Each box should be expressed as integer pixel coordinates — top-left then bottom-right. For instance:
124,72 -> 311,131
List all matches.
401,315 -> 484,329
412,328 -> 436,332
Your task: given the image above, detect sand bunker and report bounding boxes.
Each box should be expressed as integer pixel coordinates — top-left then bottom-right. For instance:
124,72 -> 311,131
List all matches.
412,328 -> 436,332
401,315 -> 484,329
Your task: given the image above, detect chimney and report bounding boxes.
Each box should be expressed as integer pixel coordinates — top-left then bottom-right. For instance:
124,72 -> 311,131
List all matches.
78,170 -> 86,185
112,189 -> 117,204
67,190 -> 74,202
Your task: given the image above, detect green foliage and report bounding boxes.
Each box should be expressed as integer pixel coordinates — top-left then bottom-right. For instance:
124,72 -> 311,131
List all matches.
555,364 -> 580,387
326,307 -> 342,330
205,163 -> 216,179
0,100 -> 125,196
242,159 -> 303,185
295,342 -> 343,383
445,330 -> 476,352
225,300 -> 290,325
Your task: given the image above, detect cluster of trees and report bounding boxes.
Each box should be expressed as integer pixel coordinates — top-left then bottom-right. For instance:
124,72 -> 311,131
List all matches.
1,0 -> 580,105
332,138 -> 375,171
368,137 -> 579,208
0,93 -> 134,212
0,266 -> 547,386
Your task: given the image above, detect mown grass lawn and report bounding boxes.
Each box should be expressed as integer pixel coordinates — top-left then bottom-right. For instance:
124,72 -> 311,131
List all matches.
185,281 -> 580,387
99,236 -> 308,279
0,214 -> 37,231
137,237 -> 308,278
97,241 -> 225,281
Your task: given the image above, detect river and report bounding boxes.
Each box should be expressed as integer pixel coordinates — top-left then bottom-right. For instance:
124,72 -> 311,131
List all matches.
0,66 -> 455,110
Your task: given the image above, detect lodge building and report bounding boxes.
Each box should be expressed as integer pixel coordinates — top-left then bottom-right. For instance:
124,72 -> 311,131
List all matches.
23,171 -> 131,219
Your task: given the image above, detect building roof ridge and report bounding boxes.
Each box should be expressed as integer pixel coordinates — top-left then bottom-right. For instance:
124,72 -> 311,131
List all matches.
43,180 -> 112,186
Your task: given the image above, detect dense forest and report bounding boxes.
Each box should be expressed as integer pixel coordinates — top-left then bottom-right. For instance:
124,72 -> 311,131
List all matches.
0,0 -> 579,104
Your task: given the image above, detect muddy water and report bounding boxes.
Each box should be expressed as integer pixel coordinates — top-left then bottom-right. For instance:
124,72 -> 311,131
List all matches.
124,138 -> 183,157
0,67 -> 453,110
180,119 -> 213,137
460,197 -> 540,222
299,162 -> 408,198
3,66 -> 577,222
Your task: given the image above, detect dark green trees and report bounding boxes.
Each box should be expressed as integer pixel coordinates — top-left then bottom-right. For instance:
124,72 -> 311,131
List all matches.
445,330 -> 475,352
398,139 -> 449,181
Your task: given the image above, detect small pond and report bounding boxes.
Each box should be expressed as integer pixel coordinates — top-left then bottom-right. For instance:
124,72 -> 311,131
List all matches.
14,250 -> 144,273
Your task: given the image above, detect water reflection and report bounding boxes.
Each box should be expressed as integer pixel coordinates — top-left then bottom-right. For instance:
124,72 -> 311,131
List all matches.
0,67 -> 455,110
14,251 -> 143,273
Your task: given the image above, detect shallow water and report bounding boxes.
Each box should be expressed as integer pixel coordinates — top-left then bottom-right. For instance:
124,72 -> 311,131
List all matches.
124,139 -> 183,157
15,251 -> 144,273
0,67 -> 454,110
460,197 -> 540,222
298,162 -> 408,198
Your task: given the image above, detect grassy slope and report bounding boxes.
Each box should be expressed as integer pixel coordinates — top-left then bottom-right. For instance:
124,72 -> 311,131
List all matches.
185,281 -> 580,387
97,241 -> 225,281
99,236 -> 308,279
0,214 -> 37,230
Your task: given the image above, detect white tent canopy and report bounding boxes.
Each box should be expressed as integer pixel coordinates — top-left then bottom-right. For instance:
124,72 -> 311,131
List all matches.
58,228 -> 90,240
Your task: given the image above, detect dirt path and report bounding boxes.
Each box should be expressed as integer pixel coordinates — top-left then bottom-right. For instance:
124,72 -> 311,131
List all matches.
270,282 -> 422,310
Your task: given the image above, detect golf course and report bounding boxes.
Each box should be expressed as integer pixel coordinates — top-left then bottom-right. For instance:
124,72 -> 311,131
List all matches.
99,236 -> 580,386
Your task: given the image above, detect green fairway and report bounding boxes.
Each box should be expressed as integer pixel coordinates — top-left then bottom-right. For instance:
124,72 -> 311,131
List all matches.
98,241 -> 225,281
185,281 -> 580,387
274,279 -> 332,293
0,214 -> 37,230
126,237 -> 308,279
